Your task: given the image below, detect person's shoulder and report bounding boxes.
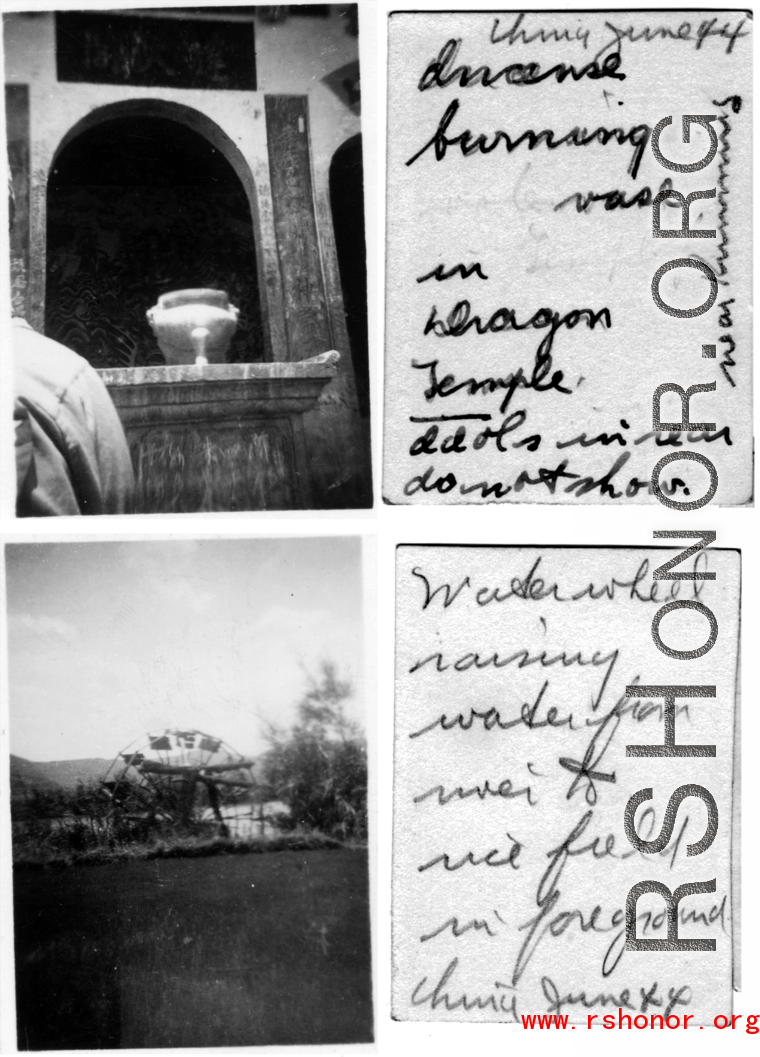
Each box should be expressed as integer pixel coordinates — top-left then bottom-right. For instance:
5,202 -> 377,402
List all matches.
12,318 -> 93,398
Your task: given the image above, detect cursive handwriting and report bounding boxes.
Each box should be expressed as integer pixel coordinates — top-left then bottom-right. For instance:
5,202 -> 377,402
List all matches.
411,957 -> 519,1018
593,16 -> 749,61
559,707 -> 620,804
421,912 -> 505,942
415,777 -> 537,807
418,833 -> 522,872
403,453 -> 699,502
423,299 -> 611,357
555,177 -> 676,213
406,98 -> 651,179
541,975 -> 692,1018
410,643 -> 618,677
513,810 -> 629,984
413,350 -> 573,417
491,13 -> 591,50
417,261 -> 489,283
411,557 -> 706,609
419,38 -> 624,90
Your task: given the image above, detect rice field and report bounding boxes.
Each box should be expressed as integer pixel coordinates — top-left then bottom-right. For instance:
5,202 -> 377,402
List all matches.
13,848 -> 373,1049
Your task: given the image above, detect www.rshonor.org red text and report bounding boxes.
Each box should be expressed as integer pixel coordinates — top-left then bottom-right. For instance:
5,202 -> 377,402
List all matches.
521,1010 -> 758,1031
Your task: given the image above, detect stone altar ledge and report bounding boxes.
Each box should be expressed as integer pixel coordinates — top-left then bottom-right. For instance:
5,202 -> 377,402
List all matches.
99,351 -> 340,427
98,352 -> 340,513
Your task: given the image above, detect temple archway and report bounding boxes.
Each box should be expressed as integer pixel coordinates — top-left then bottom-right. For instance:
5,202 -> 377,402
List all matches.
45,104 -> 265,367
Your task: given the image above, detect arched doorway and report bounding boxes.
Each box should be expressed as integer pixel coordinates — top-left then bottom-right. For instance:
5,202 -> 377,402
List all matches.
45,112 -> 264,368
329,134 -> 369,418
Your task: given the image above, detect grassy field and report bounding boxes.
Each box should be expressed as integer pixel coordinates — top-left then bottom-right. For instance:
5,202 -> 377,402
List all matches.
13,848 -> 372,1049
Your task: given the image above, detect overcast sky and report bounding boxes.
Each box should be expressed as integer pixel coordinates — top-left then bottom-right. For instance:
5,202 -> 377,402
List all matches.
5,537 -> 365,763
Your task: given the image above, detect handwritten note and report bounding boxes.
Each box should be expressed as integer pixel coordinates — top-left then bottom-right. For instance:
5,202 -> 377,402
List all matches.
393,546 -> 739,1023
384,12 -> 752,504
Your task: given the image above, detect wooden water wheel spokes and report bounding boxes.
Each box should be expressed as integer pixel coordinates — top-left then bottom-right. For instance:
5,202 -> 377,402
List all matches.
103,729 -> 258,836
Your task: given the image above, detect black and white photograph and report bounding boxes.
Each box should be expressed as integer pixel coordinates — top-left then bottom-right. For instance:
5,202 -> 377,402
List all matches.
4,4 -> 372,514
5,536 -> 373,1048
1,0 -> 759,1054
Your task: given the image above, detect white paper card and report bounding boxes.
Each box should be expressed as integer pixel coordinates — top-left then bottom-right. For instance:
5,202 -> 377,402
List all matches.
393,545 -> 739,1024
384,12 -> 752,505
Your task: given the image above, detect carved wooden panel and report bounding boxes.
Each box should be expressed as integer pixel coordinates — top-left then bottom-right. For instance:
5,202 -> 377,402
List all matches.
5,85 -> 30,319
265,96 -> 331,361
129,422 -> 296,513
56,12 -> 256,90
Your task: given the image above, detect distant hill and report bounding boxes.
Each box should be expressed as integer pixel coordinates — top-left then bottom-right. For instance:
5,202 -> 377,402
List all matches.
10,755 -> 62,794
10,755 -> 113,794
10,753 -> 266,793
